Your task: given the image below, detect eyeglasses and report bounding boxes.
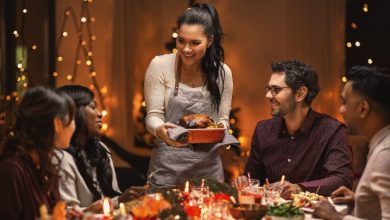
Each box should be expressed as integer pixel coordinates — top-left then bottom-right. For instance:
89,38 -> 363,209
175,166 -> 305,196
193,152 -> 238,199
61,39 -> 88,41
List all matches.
265,86 -> 290,96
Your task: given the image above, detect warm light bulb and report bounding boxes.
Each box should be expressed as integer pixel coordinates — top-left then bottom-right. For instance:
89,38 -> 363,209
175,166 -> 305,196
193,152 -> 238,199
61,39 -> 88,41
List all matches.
342,76 -> 347,83
367,58 -> 373,64
63,32 -> 68,37
17,63 -> 23,69
346,42 -> 352,48
17,77 -> 21,82
20,67 -> 24,72
102,110 -> 107,117
90,17 -> 96,22
32,45 -> 37,50
21,75 -> 26,80
86,60 -> 92,66
355,41 -> 360,47
91,71 -> 97,77
88,51 -> 93,56
89,84 -> 95,90
6,95 -> 11,101
100,86 -> 108,94
57,56 -> 63,62
228,129 -> 233,134
102,123 -> 108,131
23,9 -> 27,13
13,30 -> 19,37
91,35 -> 96,41
76,60 -> 82,65
65,10 -> 70,16
230,118 -> 236,124
225,145 -> 231,150
351,22 -> 358,29
23,83 -> 28,88
81,41 -> 87,46
238,136 -> 247,146
172,48 -> 178,53
363,4 -> 368,12
141,101 -> 146,107
172,32 -> 178,38
66,75 -> 72,80
81,17 -> 87,23
52,72 -> 58,77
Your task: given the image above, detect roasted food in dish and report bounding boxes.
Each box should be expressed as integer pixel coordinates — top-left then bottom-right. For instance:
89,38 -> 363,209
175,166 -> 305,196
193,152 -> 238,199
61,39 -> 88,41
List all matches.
179,114 -> 214,128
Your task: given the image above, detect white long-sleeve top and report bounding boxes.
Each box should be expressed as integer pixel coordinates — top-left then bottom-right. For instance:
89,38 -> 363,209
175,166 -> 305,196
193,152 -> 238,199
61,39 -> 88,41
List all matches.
144,53 -> 233,137
344,124 -> 390,220
54,142 -> 120,209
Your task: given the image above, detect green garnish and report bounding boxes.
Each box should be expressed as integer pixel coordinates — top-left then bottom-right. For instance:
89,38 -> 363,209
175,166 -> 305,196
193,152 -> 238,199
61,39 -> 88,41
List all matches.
267,203 -> 302,217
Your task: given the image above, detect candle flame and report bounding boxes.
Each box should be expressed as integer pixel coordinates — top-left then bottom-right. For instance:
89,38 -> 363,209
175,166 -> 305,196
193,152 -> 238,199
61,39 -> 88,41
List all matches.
103,198 -> 110,216
184,181 -> 189,193
119,203 -> 126,216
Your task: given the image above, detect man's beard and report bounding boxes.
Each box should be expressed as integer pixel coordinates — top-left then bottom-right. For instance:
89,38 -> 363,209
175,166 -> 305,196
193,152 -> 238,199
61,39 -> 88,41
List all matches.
271,96 -> 296,117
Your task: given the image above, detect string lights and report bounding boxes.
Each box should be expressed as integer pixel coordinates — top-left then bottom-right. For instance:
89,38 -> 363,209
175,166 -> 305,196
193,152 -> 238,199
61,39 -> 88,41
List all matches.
1,0 -> 37,108
55,0 -> 108,132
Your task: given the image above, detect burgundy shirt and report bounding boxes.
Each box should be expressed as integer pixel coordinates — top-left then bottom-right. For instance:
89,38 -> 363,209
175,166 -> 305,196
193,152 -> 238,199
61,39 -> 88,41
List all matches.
0,155 -> 60,220
245,109 -> 353,196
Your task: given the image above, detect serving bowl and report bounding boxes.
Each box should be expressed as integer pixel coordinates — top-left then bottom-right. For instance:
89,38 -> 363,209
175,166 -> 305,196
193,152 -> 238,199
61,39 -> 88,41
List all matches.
229,204 -> 268,220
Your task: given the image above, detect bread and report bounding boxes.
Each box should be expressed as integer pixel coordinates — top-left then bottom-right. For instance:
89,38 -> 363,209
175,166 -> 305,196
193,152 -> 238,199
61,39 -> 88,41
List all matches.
179,114 -> 214,129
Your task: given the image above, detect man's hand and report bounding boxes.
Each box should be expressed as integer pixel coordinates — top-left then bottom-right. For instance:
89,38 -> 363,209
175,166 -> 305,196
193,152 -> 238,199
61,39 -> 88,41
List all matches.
313,199 -> 345,220
280,181 -> 302,199
331,186 -> 355,205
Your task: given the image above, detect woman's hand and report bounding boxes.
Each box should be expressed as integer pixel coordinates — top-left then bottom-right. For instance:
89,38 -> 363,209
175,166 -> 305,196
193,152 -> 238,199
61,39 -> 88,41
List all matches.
331,186 -> 355,205
84,200 -> 104,213
156,123 -> 187,148
118,186 -> 146,203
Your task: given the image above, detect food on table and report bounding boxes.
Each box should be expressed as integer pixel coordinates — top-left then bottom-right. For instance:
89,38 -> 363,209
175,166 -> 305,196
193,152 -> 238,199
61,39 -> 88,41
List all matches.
291,191 -> 324,208
131,194 -> 171,219
179,114 -> 216,128
266,202 -> 303,219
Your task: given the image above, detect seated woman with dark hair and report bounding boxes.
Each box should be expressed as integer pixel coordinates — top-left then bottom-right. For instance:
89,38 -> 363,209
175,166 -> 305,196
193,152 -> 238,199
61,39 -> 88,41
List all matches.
0,86 -> 76,220
55,85 -> 133,211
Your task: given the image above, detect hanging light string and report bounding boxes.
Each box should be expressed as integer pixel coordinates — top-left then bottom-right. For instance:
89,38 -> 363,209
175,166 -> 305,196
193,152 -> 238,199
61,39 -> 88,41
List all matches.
55,0 -> 106,111
2,0 -> 33,109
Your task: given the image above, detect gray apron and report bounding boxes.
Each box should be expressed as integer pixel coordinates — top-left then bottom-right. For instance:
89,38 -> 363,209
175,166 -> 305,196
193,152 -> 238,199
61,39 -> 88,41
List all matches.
147,85 -> 224,187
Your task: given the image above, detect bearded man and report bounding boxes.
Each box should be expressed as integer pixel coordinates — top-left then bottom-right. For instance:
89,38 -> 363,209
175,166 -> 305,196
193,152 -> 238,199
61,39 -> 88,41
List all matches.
244,60 -> 353,199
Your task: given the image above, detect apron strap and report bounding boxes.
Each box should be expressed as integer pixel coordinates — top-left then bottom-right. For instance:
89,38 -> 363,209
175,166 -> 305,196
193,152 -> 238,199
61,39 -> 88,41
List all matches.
174,54 -> 182,96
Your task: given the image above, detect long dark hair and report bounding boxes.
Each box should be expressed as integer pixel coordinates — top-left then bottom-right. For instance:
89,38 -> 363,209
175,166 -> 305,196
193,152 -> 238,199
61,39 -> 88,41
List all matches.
57,85 -> 120,201
177,3 -> 225,111
1,86 -> 75,193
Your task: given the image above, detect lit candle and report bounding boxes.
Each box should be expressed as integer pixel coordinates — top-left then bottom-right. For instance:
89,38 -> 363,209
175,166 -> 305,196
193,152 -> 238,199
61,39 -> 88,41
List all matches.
184,181 -> 190,195
156,193 -> 161,201
183,181 -> 190,201
201,179 -> 205,188
39,204 -> 48,220
119,203 -> 126,216
103,198 -> 111,219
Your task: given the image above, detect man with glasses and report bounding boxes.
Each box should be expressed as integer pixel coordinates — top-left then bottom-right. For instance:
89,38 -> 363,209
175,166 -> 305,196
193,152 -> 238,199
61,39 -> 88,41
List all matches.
245,60 -> 353,198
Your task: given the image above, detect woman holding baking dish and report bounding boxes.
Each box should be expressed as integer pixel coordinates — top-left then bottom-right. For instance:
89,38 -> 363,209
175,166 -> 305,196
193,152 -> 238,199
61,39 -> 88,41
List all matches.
144,3 -> 233,187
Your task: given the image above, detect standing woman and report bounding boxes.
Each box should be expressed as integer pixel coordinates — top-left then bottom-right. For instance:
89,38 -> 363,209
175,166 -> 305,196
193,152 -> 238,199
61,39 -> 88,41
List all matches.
144,3 -> 233,187
0,86 -> 76,220
56,85 -> 122,210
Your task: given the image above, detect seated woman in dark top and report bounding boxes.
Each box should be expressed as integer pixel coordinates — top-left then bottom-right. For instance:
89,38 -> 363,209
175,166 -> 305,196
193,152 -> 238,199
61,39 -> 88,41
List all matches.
0,86 -> 76,220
